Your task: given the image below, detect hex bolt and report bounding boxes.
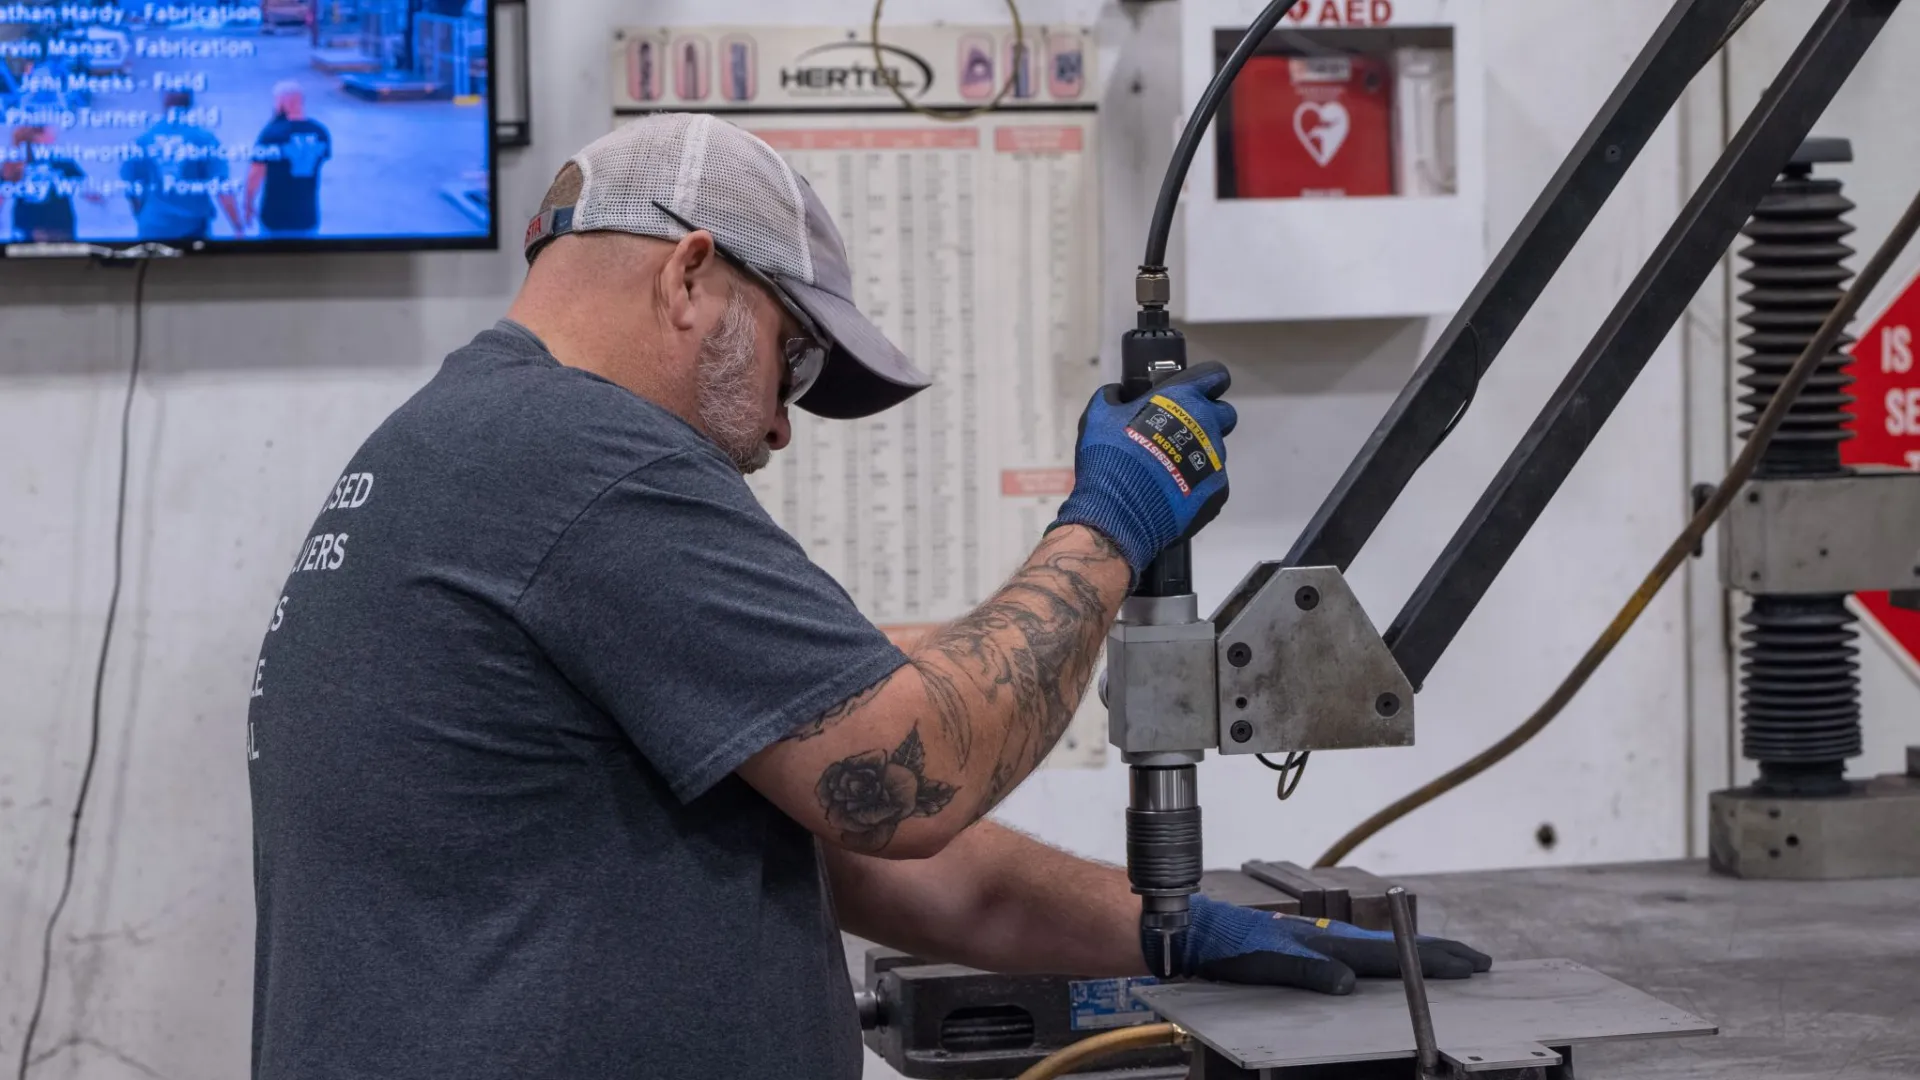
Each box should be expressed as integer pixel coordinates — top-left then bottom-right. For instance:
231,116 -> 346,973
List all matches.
1295,586 -> 1320,611
1376,692 -> 1401,718
1227,643 -> 1252,667
1230,720 -> 1253,743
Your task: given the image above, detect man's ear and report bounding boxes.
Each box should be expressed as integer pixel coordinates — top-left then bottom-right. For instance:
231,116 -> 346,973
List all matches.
658,230 -> 721,333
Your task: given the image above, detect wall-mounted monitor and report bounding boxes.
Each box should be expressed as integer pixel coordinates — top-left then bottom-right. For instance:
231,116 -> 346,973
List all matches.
0,0 -> 497,256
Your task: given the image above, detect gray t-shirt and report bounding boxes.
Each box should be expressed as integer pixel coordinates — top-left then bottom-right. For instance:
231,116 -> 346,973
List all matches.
247,320 -> 906,1079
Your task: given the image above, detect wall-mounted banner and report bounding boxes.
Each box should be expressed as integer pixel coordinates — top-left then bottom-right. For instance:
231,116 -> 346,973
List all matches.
611,24 -> 1091,112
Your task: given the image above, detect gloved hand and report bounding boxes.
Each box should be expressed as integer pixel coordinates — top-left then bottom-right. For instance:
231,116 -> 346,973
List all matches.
1052,362 -> 1237,576
1163,895 -> 1493,996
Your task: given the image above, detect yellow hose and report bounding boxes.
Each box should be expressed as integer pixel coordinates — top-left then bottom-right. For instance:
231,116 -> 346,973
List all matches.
1015,1022 -> 1186,1080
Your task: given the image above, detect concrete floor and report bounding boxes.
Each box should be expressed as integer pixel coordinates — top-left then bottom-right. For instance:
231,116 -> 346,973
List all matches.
1404,861 -> 1920,1079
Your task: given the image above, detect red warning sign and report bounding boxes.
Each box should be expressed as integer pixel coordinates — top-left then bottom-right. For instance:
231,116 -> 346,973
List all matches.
1842,269 -> 1920,671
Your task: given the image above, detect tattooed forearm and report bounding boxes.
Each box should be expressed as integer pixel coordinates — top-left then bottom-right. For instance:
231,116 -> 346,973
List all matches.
921,526 -> 1125,809
911,658 -> 973,765
753,527 -> 1123,858
983,760 -> 1020,813
815,725 -> 958,852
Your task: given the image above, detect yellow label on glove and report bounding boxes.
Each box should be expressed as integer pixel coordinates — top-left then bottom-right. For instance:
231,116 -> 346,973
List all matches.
1148,395 -> 1222,469
1125,394 -> 1222,496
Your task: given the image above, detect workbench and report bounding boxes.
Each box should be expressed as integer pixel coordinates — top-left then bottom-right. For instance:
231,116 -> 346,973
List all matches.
1399,860 -> 1920,1079
849,859 -> 1920,1079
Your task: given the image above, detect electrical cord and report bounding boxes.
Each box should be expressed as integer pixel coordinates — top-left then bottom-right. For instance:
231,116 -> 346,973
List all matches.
1142,0 -> 1296,270
1256,751 -> 1311,799
1315,180 -> 1920,869
17,259 -> 150,1080
870,0 -> 1025,121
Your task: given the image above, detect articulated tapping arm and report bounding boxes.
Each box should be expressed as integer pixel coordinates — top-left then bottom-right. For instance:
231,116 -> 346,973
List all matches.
1107,0 -> 1905,962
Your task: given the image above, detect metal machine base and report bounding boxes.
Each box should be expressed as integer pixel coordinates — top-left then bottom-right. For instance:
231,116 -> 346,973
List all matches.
858,949 -> 1187,1078
1133,960 -> 1713,1077
1709,769 -> 1920,880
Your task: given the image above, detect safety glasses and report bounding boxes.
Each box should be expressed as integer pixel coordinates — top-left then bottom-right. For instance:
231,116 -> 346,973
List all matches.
652,200 -> 829,407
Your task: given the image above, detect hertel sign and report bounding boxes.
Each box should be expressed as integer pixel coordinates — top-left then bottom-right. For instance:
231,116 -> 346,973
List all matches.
1842,268 -> 1920,672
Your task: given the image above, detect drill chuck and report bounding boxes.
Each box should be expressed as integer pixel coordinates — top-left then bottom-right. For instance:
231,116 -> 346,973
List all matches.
1128,761 -> 1200,977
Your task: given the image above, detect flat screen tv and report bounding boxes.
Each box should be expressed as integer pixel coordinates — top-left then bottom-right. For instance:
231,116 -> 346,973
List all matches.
0,0 -> 497,255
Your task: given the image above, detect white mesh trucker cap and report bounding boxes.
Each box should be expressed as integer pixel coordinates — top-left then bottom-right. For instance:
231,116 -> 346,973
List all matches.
523,113 -> 932,420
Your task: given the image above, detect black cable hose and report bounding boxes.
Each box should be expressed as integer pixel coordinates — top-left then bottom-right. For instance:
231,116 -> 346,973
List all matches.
18,259 -> 149,1080
1142,2 -> 1479,812
1142,0 -> 1298,270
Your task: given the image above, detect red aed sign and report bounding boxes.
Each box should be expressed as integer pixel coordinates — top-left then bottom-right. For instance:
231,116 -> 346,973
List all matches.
1842,269 -> 1920,670
1286,0 -> 1396,25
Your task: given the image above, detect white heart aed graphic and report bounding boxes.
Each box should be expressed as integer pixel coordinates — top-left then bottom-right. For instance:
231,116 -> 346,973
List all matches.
1293,100 -> 1351,168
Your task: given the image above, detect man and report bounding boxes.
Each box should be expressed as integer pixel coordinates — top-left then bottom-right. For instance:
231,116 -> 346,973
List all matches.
246,113 -> 1488,1079
5,122 -> 105,242
120,90 -> 243,240
244,80 -> 331,238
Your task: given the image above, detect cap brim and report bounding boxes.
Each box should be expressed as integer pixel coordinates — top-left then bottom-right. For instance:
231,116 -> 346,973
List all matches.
778,277 -> 932,420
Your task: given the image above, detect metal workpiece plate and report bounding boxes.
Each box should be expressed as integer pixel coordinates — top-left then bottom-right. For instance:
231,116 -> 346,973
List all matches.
1212,564 -> 1414,754
1131,959 -> 1716,1070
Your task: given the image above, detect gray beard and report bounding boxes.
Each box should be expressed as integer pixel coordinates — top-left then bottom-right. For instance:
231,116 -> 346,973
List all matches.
695,288 -> 772,475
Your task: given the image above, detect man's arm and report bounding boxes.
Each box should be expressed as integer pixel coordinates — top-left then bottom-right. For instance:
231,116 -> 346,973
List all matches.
826,819 -> 1146,977
217,191 -> 245,235
739,361 -> 1237,861
826,818 -> 1496,994
738,524 -> 1129,860
245,162 -> 267,226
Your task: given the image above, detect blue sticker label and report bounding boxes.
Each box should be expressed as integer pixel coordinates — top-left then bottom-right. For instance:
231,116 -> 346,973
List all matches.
1068,976 -> 1161,1032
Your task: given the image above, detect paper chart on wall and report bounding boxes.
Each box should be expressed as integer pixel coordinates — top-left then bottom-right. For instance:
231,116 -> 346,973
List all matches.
609,25 -> 1108,767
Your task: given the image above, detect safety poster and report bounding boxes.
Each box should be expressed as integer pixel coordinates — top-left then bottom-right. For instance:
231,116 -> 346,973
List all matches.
609,25 -> 1108,766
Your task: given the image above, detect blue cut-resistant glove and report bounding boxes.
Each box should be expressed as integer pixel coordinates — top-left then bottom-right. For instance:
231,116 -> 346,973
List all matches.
1051,362 -> 1237,576
1164,895 -> 1493,996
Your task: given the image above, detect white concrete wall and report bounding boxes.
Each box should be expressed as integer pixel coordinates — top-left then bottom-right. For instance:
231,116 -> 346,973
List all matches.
16,1 -> 1917,1078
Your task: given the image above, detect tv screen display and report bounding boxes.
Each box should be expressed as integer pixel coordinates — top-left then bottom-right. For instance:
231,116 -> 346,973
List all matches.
0,0 -> 496,254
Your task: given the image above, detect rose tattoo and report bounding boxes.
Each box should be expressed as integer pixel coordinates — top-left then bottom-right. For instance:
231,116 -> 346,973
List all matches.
814,726 -> 957,852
